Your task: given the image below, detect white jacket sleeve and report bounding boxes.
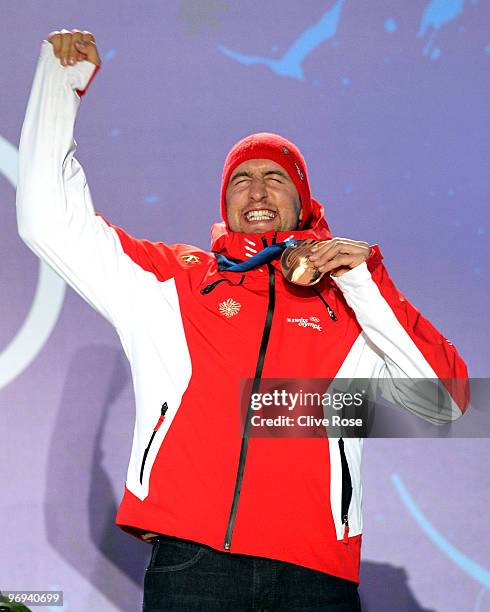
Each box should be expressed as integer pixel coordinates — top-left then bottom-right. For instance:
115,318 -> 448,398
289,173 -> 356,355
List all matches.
16,40 -> 139,328
330,249 -> 470,424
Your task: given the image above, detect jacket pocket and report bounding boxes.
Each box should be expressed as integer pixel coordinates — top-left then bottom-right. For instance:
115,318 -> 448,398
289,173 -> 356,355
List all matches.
140,402 -> 168,485
338,437 -> 353,544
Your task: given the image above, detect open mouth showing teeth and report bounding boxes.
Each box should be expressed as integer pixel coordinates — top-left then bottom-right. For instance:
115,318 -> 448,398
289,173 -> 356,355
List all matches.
245,210 -> 276,222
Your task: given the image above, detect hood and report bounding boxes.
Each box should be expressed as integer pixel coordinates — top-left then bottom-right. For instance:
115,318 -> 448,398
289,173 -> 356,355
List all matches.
211,132 -> 332,260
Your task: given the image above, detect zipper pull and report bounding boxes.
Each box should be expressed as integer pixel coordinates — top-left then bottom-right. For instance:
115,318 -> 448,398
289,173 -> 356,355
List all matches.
326,304 -> 337,321
342,517 -> 350,545
310,287 -> 338,321
153,402 -> 168,432
201,279 -> 225,294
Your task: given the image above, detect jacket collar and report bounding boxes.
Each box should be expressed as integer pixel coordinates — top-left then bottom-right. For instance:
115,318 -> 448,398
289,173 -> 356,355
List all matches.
210,197 -> 333,261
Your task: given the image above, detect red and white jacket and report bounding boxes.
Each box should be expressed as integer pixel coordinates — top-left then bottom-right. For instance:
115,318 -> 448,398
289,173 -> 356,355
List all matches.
16,42 -> 469,584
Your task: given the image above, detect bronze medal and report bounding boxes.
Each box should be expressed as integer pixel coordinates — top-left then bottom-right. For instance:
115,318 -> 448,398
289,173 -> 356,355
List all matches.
281,239 -> 324,286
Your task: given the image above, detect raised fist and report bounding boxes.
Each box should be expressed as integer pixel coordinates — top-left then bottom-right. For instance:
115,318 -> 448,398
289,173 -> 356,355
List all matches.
48,29 -> 101,67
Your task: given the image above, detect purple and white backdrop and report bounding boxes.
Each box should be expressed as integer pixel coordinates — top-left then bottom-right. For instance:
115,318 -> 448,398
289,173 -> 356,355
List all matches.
1,1 -> 489,611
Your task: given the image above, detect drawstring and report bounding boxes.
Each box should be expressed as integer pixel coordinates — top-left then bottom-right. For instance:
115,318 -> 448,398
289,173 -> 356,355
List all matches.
310,286 -> 337,321
201,274 -> 245,295
201,271 -> 337,321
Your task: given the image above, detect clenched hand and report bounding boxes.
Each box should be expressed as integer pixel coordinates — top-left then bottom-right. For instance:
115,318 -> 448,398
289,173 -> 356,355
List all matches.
48,29 -> 101,67
308,238 -> 371,278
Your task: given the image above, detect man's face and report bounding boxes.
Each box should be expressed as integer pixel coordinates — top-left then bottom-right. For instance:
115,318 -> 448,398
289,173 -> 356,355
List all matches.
225,159 -> 302,233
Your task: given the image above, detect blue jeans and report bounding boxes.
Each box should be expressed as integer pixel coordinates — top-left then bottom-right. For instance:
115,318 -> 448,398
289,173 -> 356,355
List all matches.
143,534 -> 362,611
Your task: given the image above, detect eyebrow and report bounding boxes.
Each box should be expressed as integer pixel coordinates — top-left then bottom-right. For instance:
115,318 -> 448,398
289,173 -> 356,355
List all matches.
230,169 -> 289,182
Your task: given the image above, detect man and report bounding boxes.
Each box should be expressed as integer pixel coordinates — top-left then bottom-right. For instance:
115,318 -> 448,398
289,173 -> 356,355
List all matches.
16,30 -> 469,612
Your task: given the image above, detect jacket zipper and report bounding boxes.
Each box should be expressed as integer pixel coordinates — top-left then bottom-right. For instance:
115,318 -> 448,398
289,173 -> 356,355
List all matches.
223,235 -> 276,550
139,402 -> 168,485
338,437 -> 353,544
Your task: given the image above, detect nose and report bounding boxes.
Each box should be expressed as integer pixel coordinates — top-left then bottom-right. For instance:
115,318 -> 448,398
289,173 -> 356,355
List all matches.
249,177 -> 267,202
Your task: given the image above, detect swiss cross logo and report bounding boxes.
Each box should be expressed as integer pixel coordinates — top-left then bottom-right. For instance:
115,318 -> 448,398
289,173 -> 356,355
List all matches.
219,298 -> 241,318
181,254 -> 200,264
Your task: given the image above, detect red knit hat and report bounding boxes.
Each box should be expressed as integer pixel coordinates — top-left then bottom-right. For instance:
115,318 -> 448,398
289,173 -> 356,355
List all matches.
220,132 -> 314,230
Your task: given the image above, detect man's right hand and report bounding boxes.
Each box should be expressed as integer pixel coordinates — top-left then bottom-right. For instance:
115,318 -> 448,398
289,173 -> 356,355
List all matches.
48,29 -> 101,67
